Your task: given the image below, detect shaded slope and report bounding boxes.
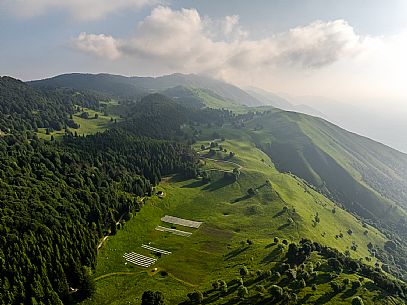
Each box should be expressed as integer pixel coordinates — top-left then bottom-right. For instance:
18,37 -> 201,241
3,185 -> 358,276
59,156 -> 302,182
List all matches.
251,113 -> 398,221
0,76 -> 74,132
29,73 -> 148,98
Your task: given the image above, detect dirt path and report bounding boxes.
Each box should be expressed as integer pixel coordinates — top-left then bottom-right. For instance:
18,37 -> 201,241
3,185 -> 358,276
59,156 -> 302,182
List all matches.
97,208 -> 137,251
97,236 -> 109,250
94,271 -> 144,281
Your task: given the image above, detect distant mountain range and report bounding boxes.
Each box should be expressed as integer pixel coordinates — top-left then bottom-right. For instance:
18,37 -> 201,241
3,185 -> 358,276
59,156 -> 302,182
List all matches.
30,73 -> 262,107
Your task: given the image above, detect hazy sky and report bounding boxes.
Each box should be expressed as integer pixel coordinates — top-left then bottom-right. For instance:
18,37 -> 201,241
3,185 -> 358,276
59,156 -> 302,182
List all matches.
1,0 -> 407,102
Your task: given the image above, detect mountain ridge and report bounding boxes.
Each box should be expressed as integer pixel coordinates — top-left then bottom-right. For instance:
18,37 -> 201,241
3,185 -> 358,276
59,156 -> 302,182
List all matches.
29,72 -> 263,107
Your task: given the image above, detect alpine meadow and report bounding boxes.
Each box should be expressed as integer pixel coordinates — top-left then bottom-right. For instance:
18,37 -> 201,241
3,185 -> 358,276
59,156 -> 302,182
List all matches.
1,1 -> 407,305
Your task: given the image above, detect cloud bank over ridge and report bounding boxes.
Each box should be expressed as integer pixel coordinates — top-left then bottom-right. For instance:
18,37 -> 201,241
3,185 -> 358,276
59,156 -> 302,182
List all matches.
73,6 -> 365,76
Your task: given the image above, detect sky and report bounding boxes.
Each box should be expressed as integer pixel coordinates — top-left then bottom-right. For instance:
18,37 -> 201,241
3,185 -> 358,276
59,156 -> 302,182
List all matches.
1,0 -> 407,150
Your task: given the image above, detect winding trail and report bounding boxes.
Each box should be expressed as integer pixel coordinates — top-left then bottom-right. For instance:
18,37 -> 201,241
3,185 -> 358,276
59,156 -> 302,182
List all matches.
94,271 -> 144,281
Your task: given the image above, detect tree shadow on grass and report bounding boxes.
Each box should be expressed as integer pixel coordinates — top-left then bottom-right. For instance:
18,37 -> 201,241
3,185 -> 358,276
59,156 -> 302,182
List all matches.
315,291 -> 336,304
181,179 -> 206,188
364,281 -> 389,302
201,293 -> 220,304
312,273 -> 332,285
225,246 -> 249,260
273,210 -> 285,218
261,248 -> 281,264
265,242 -> 277,249
203,178 -> 234,191
299,293 -> 313,304
277,223 -> 290,230
231,194 -> 251,203
340,288 -> 357,299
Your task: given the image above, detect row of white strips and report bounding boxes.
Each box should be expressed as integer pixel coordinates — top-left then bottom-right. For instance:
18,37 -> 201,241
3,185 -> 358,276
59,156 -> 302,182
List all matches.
155,225 -> 192,237
161,215 -> 202,228
125,259 -> 152,268
123,252 -> 157,263
141,244 -> 172,255
123,256 -> 155,267
123,252 -> 157,267
124,258 -> 152,268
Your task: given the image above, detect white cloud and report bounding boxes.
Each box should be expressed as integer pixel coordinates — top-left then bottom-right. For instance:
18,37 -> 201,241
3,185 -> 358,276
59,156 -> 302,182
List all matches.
73,33 -> 120,60
73,6 -> 364,76
4,0 -> 159,20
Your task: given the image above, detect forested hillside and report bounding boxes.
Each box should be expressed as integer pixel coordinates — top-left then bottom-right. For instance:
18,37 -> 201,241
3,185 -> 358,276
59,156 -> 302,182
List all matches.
0,77 -> 74,132
30,73 -> 262,106
0,78 -> 198,304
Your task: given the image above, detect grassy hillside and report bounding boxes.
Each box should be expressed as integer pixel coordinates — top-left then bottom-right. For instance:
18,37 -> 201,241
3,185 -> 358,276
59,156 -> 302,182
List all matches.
244,110 -> 407,280
36,106 -> 121,140
246,110 -> 407,226
81,125 -> 398,304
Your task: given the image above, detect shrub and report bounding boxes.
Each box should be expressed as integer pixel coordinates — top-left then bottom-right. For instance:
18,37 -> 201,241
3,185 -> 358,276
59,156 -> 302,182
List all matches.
141,291 -> 165,305
352,280 -> 361,290
352,296 -> 364,305
269,285 -> 283,299
237,285 -> 248,299
330,281 -> 342,293
255,285 -> 266,293
240,266 -> 249,276
187,291 -> 203,304
327,258 -> 343,273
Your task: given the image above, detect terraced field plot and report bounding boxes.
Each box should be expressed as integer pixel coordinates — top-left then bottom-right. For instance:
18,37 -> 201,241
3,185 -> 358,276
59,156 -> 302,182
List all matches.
161,215 -> 203,228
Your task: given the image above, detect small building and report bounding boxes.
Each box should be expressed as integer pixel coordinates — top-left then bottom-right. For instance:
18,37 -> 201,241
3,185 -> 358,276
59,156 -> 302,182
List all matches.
156,191 -> 164,198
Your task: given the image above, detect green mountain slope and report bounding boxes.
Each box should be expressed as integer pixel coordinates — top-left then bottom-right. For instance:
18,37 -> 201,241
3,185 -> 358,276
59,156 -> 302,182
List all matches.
162,85 -> 248,112
80,124 -> 406,305
247,110 -> 407,220
245,110 -> 407,279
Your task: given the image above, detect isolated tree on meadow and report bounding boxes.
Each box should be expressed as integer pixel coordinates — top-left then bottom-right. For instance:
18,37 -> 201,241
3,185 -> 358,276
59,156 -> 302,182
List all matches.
141,291 -> 165,305
237,285 -> 249,299
187,291 -> 203,304
352,296 -> 364,305
247,188 -> 256,196
269,285 -> 283,300
240,266 -> 249,277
